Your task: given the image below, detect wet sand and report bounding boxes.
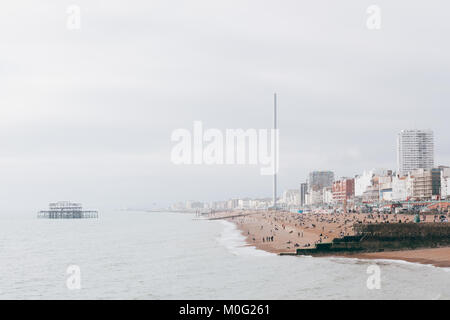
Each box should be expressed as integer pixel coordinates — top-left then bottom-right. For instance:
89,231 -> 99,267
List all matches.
347,248 -> 450,268
208,210 -> 450,268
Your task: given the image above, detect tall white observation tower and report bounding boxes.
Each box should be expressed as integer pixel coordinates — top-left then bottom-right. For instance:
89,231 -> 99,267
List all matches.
273,93 -> 277,209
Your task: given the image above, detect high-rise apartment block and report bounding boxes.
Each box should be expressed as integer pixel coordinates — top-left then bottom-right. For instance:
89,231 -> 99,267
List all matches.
397,129 -> 434,175
308,171 -> 334,191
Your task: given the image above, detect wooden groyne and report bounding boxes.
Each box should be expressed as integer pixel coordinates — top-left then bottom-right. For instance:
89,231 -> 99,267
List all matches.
205,212 -> 264,221
206,213 -> 255,221
282,223 -> 450,256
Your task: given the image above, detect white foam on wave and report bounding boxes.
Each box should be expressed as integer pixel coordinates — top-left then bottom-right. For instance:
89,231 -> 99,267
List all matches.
216,220 -> 275,257
215,219 -> 450,271
326,256 -> 450,271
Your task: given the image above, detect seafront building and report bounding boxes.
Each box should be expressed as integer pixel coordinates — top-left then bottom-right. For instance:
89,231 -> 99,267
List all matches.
307,171 -> 335,206
227,199 -> 239,209
441,168 -> 450,200
409,168 -> 441,200
300,183 -> 308,207
332,178 -> 355,204
171,131 -> 450,213
237,199 -> 249,210
397,129 -> 434,175
309,171 -> 334,190
282,190 -> 300,207
185,201 -> 204,210
391,175 -> 413,201
308,189 -> 324,206
210,201 -> 227,210
322,187 -> 333,205
355,169 -> 390,197
378,174 -> 394,202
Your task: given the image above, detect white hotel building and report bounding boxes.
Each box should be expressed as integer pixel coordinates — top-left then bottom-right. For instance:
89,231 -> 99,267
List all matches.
441,168 -> 450,200
397,129 -> 434,175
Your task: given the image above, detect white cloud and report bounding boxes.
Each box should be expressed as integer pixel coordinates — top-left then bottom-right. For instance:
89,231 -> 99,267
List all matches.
0,0 -> 449,210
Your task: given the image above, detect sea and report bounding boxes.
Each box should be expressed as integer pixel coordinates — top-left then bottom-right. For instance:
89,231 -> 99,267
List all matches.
0,211 -> 448,299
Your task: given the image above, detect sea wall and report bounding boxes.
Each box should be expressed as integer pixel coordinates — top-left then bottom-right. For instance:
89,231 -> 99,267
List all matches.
353,223 -> 450,239
293,223 -> 450,256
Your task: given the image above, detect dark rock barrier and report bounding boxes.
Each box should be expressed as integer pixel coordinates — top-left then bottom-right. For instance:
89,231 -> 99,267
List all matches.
291,223 -> 450,256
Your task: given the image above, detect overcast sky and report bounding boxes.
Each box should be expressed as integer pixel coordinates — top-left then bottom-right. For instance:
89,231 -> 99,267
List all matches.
1,1 -> 449,212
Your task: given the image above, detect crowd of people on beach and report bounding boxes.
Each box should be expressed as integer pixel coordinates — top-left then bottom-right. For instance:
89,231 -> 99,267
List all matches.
221,209 -> 449,253
207,209 -> 450,266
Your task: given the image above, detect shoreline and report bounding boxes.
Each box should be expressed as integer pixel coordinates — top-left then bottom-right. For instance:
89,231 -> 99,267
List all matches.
339,248 -> 450,268
210,210 -> 450,268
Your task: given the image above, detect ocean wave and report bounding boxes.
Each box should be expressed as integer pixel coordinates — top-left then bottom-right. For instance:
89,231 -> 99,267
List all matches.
216,220 -> 274,257
326,256 -> 450,271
